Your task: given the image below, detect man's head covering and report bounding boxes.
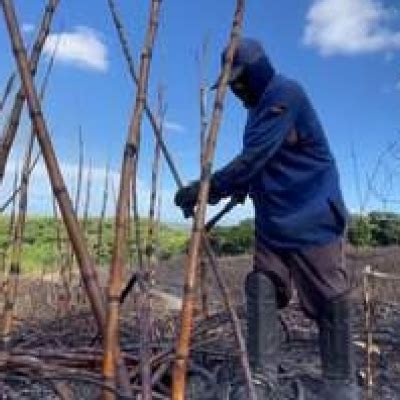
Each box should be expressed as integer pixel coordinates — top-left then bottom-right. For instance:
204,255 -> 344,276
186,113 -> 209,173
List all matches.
211,38 -> 267,90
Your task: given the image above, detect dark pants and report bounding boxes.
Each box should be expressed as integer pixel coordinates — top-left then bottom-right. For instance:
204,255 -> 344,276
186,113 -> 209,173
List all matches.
254,239 -> 350,319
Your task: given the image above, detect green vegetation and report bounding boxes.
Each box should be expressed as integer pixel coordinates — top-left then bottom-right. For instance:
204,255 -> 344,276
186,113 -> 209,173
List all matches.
210,212 -> 400,255
0,215 -> 188,273
1,211 -> 400,273
209,218 -> 254,255
347,212 -> 400,247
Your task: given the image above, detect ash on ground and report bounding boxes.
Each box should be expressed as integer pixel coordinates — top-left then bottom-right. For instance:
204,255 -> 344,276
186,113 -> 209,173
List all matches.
1,247 -> 400,399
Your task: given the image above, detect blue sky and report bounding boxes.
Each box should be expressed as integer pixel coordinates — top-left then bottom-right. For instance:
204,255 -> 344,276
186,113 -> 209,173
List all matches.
1,0 -> 400,224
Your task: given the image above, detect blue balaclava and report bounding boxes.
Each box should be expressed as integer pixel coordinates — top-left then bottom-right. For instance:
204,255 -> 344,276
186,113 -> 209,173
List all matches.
218,38 -> 275,107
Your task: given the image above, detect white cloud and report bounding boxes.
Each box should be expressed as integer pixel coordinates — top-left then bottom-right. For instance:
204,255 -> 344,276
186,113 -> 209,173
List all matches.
164,120 -> 185,133
22,23 -> 35,34
303,0 -> 400,55
43,26 -> 108,72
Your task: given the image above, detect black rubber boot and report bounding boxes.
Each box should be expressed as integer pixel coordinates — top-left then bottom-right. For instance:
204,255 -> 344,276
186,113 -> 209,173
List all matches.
230,271 -> 281,399
318,295 -> 360,400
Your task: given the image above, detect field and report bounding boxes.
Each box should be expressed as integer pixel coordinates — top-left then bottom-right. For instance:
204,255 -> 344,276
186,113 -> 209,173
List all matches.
0,244 -> 399,399
0,0 -> 398,397
0,216 -> 188,272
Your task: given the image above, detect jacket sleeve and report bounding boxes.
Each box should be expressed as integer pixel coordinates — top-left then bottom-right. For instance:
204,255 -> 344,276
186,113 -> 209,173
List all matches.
210,88 -> 301,200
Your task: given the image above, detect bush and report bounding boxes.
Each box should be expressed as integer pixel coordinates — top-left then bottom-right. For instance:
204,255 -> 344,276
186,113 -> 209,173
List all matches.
348,212 -> 400,247
209,218 -> 254,256
0,216 -> 189,271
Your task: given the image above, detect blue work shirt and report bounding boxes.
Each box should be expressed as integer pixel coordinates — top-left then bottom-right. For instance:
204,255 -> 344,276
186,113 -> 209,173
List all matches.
211,74 -> 348,249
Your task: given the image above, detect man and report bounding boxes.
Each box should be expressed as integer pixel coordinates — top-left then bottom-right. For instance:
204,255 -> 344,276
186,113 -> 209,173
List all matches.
175,38 -> 360,400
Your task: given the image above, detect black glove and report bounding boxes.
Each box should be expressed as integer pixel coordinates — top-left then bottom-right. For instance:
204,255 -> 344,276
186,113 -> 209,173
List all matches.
174,179 -> 227,218
208,184 -> 222,205
174,181 -> 200,218
231,187 -> 248,204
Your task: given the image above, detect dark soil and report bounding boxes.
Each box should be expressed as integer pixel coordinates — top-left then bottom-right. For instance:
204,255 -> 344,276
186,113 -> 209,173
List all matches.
0,246 -> 399,399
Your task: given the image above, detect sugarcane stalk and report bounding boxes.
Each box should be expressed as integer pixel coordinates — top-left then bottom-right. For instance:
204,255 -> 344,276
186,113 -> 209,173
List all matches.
106,0 -> 182,188
0,244 -> 6,277
134,176 -> 151,399
0,150 -> 40,213
52,198 -> 62,258
0,0 -> 60,182
1,0 -> 108,364
363,265 -> 373,399
78,160 -> 92,304
0,163 -> 18,276
51,198 -> 61,252
107,0 -> 239,236
202,236 -> 255,395
131,158 -> 151,399
53,195 -> 70,305
74,126 -> 84,215
58,207 -> 73,311
131,168 -> 143,270
1,27 -> 59,347
101,1 -> 162,399
199,89 -> 208,165
126,183 -> 133,269
0,31 -> 59,214
140,84 -> 165,400
0,165 -> 17,276
1,126 -> 34,349
146,84 -> 164,267
67,127 -> 84,287
82,160 -> 92,235
198,38 -> 210,318
198,258 -> 209,318
198,38 -> 209,167
0,2 -> 133,394
154,154 -> 163,256
109,0 -> 250,393
0,72 -> 16,113
110,175 -> 117,210
7,165 -> 18,240
49,34 -> 71,304
109,7 -> 233,316
96,163 -> 109,264
172,1 -> 250,399
110,0 -> 249,392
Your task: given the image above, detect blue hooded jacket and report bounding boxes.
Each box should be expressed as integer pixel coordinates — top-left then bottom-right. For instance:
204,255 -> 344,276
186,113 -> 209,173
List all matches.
210,39 -> 348,250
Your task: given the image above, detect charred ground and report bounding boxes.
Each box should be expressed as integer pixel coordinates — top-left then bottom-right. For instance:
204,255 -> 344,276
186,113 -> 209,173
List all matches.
0,246 -> 399,399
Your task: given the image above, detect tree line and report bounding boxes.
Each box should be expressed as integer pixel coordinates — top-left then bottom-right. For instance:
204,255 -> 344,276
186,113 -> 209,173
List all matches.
209,212 -> 400,256
1,212 -> 399,270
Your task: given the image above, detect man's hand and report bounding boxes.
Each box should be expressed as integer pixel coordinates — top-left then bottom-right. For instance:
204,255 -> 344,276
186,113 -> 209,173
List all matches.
232,188 -> 248,204
174,179 -> 225,218
174,181 -> 200,218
